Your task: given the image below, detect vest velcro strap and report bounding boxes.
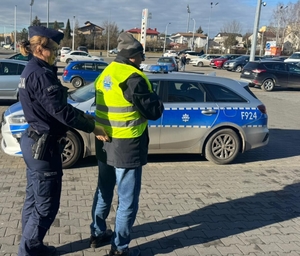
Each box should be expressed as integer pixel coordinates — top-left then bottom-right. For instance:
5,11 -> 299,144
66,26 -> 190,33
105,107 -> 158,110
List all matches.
96,104 -> 136,113
95,115 -> 146,127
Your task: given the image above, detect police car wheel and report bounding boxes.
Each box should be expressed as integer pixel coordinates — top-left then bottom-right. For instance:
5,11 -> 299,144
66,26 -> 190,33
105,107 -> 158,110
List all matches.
261,79 -> 275,92
61,130 -> 82,169
71,77 -> 84,88
204,128 -> 241,165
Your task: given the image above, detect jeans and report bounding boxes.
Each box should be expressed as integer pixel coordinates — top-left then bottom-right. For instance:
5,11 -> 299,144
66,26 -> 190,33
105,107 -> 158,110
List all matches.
90,161 -> 142,251
18,131 -> 62,256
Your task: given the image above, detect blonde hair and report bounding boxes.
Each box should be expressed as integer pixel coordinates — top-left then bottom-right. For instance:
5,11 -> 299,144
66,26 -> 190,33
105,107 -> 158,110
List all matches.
20,36 -> 56,56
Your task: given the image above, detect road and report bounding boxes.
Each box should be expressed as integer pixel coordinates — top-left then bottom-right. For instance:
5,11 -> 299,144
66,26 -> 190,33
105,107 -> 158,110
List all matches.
1,50 -> 300,256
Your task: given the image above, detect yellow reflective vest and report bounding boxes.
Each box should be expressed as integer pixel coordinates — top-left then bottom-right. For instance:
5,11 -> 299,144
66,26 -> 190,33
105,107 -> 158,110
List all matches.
95,62 -> 153,139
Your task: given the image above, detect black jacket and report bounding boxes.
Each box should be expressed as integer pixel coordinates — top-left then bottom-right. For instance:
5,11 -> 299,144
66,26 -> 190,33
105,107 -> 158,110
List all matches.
19,57 -> 95,136
95,56 -> 164,168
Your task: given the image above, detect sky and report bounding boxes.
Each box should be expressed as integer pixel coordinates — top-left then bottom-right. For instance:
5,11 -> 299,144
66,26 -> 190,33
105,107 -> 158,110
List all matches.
0,0 -> 298,38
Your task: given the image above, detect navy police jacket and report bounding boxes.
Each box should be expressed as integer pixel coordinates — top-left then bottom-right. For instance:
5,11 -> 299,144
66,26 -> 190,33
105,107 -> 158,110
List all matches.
19,57 -> 95,136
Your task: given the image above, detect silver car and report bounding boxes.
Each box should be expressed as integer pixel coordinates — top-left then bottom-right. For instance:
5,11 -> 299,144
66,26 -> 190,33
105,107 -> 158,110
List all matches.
1,72 -> 269,168
0,59 -> 27,100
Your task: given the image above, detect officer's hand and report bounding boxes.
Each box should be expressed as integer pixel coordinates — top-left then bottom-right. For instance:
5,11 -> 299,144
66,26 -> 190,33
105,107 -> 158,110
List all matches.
93,124 -> 110,142
84,113 -> 95,121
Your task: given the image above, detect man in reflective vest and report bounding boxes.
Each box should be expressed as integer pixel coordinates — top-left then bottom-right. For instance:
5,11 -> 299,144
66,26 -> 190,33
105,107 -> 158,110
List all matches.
91,32 -> 164,256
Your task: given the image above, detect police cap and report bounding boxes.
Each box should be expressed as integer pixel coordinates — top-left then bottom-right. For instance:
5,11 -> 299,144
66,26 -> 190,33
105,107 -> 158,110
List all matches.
28,26 -> 64,45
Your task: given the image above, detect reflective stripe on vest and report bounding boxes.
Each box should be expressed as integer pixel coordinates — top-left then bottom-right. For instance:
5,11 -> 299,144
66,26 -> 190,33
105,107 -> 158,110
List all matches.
95,62 -> 152,139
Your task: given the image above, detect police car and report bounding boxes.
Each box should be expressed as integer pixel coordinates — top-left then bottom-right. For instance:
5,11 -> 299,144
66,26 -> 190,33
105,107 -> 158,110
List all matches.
1,71 -> 269,168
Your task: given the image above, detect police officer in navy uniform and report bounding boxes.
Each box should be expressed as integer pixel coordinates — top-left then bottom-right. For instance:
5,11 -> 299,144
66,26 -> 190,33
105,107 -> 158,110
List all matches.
18,26 -> 109,256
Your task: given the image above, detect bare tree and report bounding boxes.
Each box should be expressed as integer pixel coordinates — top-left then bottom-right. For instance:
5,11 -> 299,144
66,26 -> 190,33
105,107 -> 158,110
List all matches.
220,20 -> 242,34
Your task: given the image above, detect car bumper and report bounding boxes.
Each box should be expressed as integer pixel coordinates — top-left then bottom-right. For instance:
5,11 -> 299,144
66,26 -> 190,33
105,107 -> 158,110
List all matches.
243,125 -> 269,151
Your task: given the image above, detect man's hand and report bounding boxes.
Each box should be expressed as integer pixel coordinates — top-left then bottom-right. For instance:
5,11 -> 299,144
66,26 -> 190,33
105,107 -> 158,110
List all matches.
93,124 -> 110,142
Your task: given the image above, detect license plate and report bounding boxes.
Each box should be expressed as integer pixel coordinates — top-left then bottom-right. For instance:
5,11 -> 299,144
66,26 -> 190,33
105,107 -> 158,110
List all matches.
244,71 -> 250,75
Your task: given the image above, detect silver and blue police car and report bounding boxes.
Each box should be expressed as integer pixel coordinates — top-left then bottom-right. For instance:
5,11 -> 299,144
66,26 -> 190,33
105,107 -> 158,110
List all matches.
1,71 -> 269,168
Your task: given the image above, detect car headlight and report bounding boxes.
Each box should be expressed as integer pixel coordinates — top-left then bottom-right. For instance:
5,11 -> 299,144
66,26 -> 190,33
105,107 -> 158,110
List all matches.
8,115 -> 27,124
229,62 -> 235,66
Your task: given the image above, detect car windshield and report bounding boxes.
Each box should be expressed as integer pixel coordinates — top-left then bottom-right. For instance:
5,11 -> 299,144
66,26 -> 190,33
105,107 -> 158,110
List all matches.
235,56 -> 246,61
158,58 -> 172,63
289,53 -> 300,59
68,82 -> 95,102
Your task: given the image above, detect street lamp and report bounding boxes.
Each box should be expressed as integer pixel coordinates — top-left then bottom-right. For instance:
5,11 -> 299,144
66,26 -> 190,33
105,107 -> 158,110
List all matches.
47,0 -> 49,28
191,18 -> 196,51
163,22 -> 171,54
186,5 -> 191,32
250,0 -> 266,61
29,0 -> 34,26
14,5 -> 17,53
72,16 -> 75,51
206,2 -> 218,54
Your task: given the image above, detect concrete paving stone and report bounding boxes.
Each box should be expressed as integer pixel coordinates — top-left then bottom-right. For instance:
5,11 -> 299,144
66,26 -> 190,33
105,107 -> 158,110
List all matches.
136,234 -> 161,248
216,244 -> 243,255
59,218 -> 80,227
194,245 -> 222,256
274,252 -> 300,256
237,236 -> 264,245
256,243 -> 284,254
277,226 -> 299,235
1,235 -> 16,245
220,236 -> 246,246
69,212 -> 89,220
0,244 -> 19,255
276,242 -> 300,252
172,245 -> 199,256
59,233 -> 82,244
236,244 -> 264,255
43,233 -> 60,244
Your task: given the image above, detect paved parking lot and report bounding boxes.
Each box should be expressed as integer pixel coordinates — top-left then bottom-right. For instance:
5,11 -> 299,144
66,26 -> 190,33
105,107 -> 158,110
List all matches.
1,52 -> 300,255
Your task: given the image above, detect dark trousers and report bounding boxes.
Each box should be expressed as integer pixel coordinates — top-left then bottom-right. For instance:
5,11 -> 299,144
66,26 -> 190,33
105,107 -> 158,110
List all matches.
18,131 -> 63,256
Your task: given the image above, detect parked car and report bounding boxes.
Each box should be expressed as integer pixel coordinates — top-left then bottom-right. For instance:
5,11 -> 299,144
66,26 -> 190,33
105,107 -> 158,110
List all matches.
223,55 -> 261,72
157,56 -> 178,71
185,51 -> 204,63
59,47 -> 71,55
210,54 -> 241,69
284,52 -> 300,64
240,60 -> 300,91
189,54 -> 221,67
77,46 -> 88,53
0,59 -> 27,100
62,60 -> 108,88
60,50 -> 104,63
163,50 -> 178,57
109,48 -> 118,54
1,72 -> 269,168
7,53 -> 33,62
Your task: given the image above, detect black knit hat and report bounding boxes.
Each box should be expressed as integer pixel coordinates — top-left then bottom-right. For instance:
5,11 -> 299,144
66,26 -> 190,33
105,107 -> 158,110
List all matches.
117,32 -> 144,58
28,26 -> 64,45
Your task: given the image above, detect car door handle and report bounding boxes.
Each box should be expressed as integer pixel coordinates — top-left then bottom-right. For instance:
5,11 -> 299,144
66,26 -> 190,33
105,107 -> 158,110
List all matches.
201,110 -> 217,114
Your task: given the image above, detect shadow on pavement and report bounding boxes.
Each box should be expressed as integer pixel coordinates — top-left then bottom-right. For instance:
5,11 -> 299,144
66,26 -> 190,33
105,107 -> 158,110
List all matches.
56,182 -> 300,255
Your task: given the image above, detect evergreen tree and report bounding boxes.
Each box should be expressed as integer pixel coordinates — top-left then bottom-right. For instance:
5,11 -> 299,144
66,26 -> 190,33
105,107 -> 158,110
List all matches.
196,26 -> 203,34
53,21 -> 60,30
65,19 -> 72,40
32,16 -> 41,26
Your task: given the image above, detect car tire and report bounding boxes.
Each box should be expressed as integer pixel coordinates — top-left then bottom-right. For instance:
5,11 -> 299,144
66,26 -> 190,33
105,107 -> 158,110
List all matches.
197,62 -> 204,67
62,130 -> 82,169
261,78 -> 275,92
66,58 -> 72,64
204,128 -> 241,164
235,65 -> 242,73
71,77 -> 84,88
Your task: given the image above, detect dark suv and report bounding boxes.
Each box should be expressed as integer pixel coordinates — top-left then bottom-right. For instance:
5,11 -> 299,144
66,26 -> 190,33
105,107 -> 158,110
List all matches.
223,55 -> 261,72
240,61 -> 300,91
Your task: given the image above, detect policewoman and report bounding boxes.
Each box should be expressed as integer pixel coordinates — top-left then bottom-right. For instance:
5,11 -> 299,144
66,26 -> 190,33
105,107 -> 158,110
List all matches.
18,26 -> 109,256
91,32 -> 164,256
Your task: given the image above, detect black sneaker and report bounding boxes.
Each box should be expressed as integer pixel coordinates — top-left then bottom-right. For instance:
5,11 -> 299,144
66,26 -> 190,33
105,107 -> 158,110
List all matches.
37,245 -> 57,256
90,229 -> 113,248
108,248 -> 141,256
